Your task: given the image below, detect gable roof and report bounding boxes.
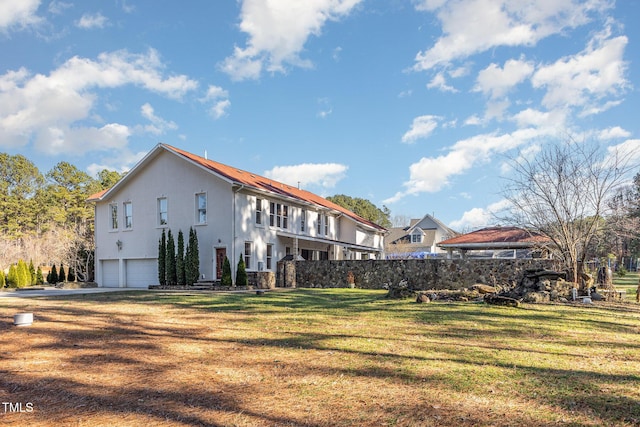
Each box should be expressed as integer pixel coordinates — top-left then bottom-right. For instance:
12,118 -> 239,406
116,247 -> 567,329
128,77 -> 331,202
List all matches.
387,214 -> 458,245
407,213 -> 458,236
437,226 -> 549,250
88,143 -> 386,232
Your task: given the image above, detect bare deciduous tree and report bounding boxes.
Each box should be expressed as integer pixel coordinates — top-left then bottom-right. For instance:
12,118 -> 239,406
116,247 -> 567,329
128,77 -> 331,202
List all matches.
501,138 -> 638,286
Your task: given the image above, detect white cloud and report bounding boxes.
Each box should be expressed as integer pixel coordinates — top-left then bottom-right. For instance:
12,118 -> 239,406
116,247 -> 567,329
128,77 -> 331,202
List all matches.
0,49 -> 198,154
0,0 -> 42,32
220,0 -> 363,80
76,12 -> 109,29
605,139 -> 640,167
139,103 -> 177,135
202,85 -> 230,119
87,149 -> 147,177
264,163 -> 348,190
426,72 -> 457,93
48,1 -> 72,15
474,58 -> 534,99
402,115 -> 441,143
598,126 -> 630,140
449,199 -> 511,230
531,29 -> 628,113
412,0 -> 610,71
385,127 -> 552,203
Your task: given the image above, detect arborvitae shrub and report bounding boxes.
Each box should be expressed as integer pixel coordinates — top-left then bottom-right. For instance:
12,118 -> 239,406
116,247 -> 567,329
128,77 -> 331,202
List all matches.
67,266 -> 75,282
0,270 -> 5,288
158,230 -> 166,286
221,256 -> 232,286
166,230 -> 177,286
50,264 -> 59,284
36,266 -> 44,285
29,260 -> 36,285
17,260 -> 29,288
59,263 -> 66,283
177,230 -> 185,286
7,265 -> 18,288
235,257 -> 248,287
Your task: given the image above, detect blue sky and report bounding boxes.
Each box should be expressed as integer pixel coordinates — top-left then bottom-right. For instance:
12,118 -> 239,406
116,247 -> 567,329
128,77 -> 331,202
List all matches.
1,0 -> 639,230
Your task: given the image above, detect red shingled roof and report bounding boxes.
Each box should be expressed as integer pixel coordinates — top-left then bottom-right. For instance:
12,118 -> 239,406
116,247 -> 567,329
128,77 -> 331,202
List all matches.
88,143 -> 386,232
438,226 -> 549,249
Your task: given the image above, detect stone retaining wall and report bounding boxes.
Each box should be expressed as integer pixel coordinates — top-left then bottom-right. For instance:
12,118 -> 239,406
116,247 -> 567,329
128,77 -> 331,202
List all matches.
278,259 -> 562,290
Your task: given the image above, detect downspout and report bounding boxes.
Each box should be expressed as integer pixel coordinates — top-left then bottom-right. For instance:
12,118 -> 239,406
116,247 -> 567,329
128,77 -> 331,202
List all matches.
232,184 -> 245,279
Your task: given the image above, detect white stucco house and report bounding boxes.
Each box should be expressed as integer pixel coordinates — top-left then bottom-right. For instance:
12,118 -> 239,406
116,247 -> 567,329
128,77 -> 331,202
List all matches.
88,143 -> 387,288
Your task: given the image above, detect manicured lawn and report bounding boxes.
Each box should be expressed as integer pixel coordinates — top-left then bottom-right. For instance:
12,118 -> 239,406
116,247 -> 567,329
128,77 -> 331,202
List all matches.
613,271 -> 640,302
1,289 -> 639,426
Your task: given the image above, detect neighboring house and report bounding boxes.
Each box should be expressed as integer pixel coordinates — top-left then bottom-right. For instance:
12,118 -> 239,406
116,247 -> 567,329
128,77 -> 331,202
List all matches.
437,226 -> 550,259
88,144 -> 387,288
385,214 -> 458,258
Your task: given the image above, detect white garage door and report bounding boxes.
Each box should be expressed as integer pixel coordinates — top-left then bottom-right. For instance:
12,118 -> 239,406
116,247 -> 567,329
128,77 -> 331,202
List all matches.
125,259 -> 156,288
101,260 -> 119,287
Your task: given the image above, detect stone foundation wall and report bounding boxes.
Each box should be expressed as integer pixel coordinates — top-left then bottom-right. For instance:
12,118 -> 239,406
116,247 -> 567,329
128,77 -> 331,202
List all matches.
278,259 -> 562,291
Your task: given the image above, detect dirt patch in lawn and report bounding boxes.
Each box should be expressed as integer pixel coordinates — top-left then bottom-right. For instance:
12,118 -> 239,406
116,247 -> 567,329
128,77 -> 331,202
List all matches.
1,290 -> 639,426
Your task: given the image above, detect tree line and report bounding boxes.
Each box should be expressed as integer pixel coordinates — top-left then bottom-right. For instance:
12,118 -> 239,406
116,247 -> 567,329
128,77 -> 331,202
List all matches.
0,152 -> 124,282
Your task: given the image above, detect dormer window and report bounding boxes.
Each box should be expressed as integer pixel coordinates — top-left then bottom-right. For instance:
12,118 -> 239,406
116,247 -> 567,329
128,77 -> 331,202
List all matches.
411,229 -> 423,243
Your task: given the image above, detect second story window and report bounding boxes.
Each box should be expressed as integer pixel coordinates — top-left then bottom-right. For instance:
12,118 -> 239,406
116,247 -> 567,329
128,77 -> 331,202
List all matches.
256,198 -> 263,225
301,209 -> 306,232
196,193 -> 207,224
110,204 -> 118,230
269,202 -> 288,229
123,202 -> 132,229
158,197 -> 167,226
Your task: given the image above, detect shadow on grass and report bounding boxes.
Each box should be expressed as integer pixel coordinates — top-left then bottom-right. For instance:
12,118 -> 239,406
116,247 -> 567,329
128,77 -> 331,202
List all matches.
2,288 -> 640,425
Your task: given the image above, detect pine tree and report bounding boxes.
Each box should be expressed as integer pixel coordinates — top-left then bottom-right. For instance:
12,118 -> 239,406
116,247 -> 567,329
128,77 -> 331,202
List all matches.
46,269 -> 51,284
59,263 -> 66,283
0,270 -> 5,288
50,264 -> 58,284
67,266 -> 76,282
158,229 -> 166,286
36,266 -> 44,285
177,230 -> 185,286
221,256 -> 233,286
236,257 -> 248,287
29,260 -> 36,285
166,229 -> 177,286
7,264 -> 18,288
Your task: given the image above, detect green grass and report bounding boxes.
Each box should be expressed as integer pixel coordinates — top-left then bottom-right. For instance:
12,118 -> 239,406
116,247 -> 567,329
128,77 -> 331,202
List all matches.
2,288 -> 640,426
613,271 -> 639,301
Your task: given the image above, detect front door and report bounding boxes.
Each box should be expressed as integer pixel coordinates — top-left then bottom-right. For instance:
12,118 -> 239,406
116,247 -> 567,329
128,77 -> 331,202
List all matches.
216,248 -> 226,280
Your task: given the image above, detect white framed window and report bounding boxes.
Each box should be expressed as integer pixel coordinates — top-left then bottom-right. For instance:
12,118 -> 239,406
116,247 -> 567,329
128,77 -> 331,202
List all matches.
256,198 -> 263,225
266,244 -> 273,270
244,241 -> 252,270
269,202 -> 288,229
411,232 -> 422,243
110,204 -> 118,230
300,209 -> 306,232
158,197 -> 167,226
196,193 -> 207,224
317,213 -> 328,235
123,202 -> 132,229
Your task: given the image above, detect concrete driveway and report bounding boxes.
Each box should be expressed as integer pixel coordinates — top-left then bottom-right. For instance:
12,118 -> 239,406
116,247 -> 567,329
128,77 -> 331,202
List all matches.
0,287 -> 145,298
